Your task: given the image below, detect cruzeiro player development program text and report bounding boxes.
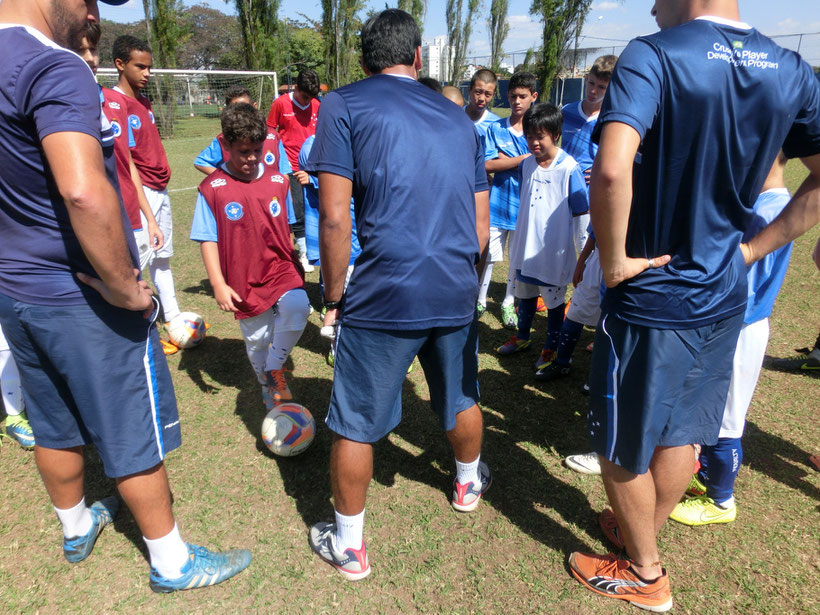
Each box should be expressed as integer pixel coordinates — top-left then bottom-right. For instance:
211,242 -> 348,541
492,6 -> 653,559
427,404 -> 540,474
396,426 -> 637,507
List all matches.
707,42 -> 779,70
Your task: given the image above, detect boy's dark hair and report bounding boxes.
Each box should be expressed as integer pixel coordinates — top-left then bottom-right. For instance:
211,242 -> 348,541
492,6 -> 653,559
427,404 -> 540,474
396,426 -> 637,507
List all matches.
522,103 -> 563,141
509,71 -> 538,94
85,22 -> 101,47
360,9 -> 421,74
589,55 -> 618,81
113,35 -> 152,65
470,69 -> 497,89
224,85 -> 252,106
418,76 -> 442,93
295,69 -> 320,99
221,103 -> 267,145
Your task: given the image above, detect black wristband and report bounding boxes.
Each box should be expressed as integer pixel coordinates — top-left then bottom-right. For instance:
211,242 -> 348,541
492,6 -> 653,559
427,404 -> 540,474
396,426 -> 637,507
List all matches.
322,296 -> 342,311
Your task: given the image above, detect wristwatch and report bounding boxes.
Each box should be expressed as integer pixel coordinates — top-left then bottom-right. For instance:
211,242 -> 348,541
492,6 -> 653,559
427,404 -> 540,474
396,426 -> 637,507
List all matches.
322,295 -> 342,311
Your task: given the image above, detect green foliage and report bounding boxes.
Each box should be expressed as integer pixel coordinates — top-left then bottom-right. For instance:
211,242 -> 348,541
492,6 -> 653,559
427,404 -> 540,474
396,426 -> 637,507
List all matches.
529,0 -> 592,96
322,0 -> 366,89
397,0 -> 426,33
446,0 -> 480,86
281,20 -> 326,83
231,0 -> 282,70
489,0 -> 509,74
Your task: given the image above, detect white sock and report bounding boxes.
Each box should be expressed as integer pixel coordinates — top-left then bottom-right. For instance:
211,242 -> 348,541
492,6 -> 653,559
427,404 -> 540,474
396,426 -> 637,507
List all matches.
715,496 -> 735,509
477,263 -> 493,306
143,523 -> 190,579
456,455 -> 480,487
0,348 -> 23,416
502,273 -> 515,307
266,328 -> 304,371
149,258 -> 181,322
333,509 -> 364,552
266,290 -> 309,370
54,498 -> 93,538
296,236 -> 307,259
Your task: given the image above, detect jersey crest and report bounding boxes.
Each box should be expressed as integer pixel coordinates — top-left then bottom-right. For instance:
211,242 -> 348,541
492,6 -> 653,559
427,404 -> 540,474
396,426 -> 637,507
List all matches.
225,201 -> 244,221
264,151 -> 276,166
269,197 -> 281,217
210,178 -> 227,188
111,121 -> 122,138
271,174 -> 285,184
129,115 -> 141,130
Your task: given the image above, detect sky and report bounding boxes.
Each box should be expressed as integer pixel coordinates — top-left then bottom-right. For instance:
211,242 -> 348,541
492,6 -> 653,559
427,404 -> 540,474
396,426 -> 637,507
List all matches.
102,1 -> 820,64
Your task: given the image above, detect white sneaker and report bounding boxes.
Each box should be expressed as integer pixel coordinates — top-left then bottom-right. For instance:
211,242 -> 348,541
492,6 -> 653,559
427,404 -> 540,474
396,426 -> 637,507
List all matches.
301,257 -> 315,273
565,452 -> 601,475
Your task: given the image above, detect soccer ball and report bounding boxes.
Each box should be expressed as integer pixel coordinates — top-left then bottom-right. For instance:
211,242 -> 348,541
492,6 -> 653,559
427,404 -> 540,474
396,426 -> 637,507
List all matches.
261,403 -> 316,457
166,312 -> 207,349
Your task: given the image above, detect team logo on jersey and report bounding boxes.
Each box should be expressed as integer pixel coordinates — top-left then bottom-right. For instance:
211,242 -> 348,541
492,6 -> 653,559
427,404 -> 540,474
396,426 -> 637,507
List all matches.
108,101 -> 121,110
269,197 -> 281,218
225,202 -> 244,221
264,151 -> 276,166
149,111 -> 155,124
111,121 -> 122,138
266,133 -> 276,140
210,178 -> 227,188
129,115 -> 141,130
732,40 -> 744,50
271,174 -> 285,184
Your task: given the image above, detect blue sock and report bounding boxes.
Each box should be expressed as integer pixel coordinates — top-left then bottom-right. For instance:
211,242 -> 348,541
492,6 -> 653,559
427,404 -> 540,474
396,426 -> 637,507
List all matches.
516,297 -> 537,341
555,318 -> 583,366
544,304 -> 565,352
699,437 -> 742,505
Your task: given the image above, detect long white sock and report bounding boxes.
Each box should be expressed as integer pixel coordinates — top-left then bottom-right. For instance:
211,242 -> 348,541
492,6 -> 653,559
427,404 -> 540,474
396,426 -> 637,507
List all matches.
149,258 -> 181,322
0,348 -> 23,416
54,498 -> 93,538
502,273 -> 515,307
456,455 -> 480,487
333,509 -> 365,552
266,290 -> 309,370
715,496 -> 735,509
267,329 -> 304,371
143,523 -> 190,579
477,263 -> 493,306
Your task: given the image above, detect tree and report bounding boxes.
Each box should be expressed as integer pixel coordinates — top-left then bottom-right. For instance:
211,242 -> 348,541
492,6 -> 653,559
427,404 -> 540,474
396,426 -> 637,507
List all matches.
145,0 -> 187,68
397,0 -> 426,33
446,0 -> 480,85
230,0 -> 281,70
529,0 -> 592,96
488,0 -> 509,74
281,19 -> 325,83
321,0 -> 366,89
177,5 -> 244,69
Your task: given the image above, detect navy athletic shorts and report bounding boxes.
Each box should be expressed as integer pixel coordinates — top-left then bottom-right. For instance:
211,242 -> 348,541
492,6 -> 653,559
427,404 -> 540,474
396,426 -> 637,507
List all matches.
327,320 -> 480,443
0,292 -> 181,478
587,311 -> 744,475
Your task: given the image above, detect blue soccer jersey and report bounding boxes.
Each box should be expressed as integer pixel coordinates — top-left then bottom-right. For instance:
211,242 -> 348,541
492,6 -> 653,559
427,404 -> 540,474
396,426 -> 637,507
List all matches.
485,118 -> 530,230
472,108 -> 500,150
594,17 -> 820,329
298,136 -> 360,266
561,101 -> 598,175
305,73 -> 488,330
0,26 -> 136,306
743,188 -> 794,325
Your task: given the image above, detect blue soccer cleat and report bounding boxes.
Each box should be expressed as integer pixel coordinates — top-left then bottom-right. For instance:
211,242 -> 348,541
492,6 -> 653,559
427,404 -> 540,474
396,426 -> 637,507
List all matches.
63,496 -> 120,563
149,543 -> 252,592
5,412 -> 35,449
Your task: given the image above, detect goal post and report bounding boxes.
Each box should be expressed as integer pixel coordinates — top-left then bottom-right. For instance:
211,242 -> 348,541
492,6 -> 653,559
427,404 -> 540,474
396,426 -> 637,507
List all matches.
96,68 -> 279,136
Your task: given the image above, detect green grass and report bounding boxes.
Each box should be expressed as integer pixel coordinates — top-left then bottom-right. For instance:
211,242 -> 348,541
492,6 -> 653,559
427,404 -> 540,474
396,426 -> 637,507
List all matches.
0,117 -> 817,614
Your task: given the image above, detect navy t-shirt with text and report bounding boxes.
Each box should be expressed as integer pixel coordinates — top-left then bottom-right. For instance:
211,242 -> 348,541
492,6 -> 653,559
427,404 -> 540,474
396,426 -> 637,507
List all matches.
305,73 -> 488,330
594,17 -> 820,328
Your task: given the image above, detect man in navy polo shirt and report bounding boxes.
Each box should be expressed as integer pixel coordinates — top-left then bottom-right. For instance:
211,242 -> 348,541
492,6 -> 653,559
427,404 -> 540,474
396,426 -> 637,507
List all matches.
568,0 -> 820,611
305,9 -> 490,581
0,0 -> 249,592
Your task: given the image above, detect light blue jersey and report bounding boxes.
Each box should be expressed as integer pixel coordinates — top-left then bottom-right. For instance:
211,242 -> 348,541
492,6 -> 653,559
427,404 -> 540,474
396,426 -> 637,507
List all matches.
561,101 -> 598,175
743,188 -> 793,324
485,118 -> 529,230
471,108 -> 500,151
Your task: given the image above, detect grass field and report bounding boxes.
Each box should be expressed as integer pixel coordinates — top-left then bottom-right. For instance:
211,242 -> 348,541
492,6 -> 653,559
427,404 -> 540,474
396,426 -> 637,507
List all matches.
0,115 -> 818,614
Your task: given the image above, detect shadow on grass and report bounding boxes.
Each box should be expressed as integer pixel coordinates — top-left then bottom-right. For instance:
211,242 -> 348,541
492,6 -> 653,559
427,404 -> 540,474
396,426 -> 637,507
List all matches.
180,278 -> 213,296
743,420 -> 820,502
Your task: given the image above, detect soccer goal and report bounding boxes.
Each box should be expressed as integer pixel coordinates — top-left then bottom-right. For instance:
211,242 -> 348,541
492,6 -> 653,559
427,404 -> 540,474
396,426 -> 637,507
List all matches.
96,68 -> 279,136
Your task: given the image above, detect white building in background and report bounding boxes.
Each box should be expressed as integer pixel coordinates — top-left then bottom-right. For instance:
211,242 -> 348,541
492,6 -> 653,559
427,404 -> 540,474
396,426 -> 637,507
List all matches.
421,36 -> 451,81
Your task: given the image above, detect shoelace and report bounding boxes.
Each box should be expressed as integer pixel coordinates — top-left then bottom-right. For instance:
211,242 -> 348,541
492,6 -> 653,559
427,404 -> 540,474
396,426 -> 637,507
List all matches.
269,370 -> 288,390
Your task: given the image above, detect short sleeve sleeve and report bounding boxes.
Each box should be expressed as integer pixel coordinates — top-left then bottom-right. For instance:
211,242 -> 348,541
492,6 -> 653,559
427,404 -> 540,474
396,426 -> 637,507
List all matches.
781,60 -> 820,159
304,92 -> 354,180
266,96 -> 282,129
474,130 -> 488,192
593,38 -> 663,143
20,52 -> 100,142
484,121 -> 500,161
568,165 -> 590,215
190,191 -> 218,242
278,141 -> 292,174
127,121 -> 136,148
194,136 -> 223,168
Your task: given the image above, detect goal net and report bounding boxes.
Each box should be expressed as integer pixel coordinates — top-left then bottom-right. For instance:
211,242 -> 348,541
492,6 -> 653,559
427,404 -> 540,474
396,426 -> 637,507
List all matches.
96,68 -> 279,136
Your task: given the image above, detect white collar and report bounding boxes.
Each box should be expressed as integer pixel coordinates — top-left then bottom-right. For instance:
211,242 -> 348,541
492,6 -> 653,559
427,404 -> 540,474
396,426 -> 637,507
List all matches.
290,92 -> 311,110
695,15 -> 752,30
